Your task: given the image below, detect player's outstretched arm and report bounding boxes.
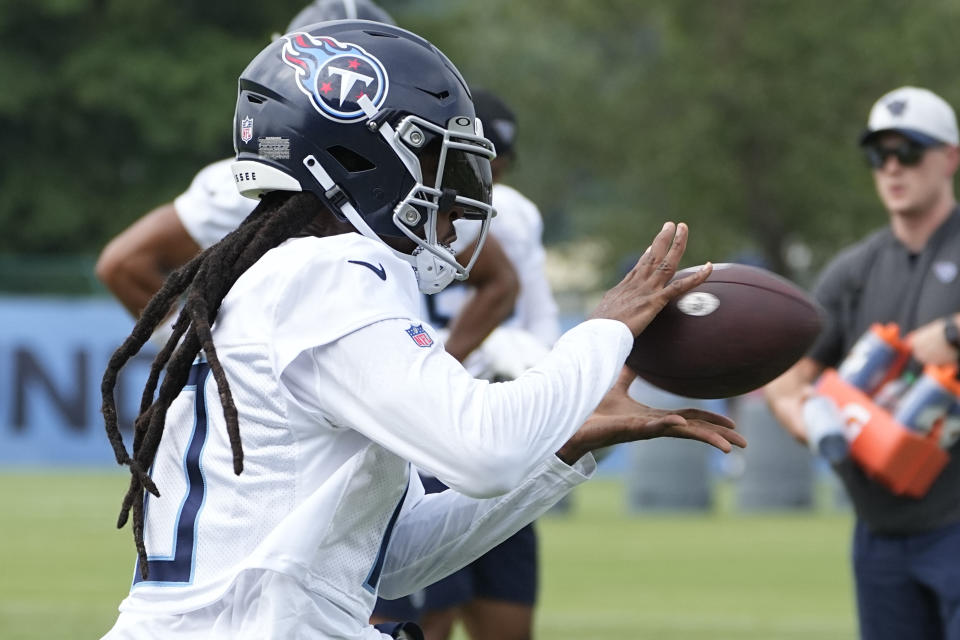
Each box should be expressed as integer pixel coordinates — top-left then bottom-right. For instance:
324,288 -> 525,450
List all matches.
556,367 -> 745,465
590,221 -> 712,337
95,202 -> 201,317
378,453 -> 593,599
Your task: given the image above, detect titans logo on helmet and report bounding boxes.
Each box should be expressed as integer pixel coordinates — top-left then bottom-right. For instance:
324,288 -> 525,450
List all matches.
281,33 -> 389,123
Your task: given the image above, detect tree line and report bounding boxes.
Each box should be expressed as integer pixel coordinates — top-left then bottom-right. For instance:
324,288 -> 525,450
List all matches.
3,0 -> 958,290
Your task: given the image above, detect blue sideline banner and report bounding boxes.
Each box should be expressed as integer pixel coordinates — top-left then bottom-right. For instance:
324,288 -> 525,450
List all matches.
0,297 -> 157,467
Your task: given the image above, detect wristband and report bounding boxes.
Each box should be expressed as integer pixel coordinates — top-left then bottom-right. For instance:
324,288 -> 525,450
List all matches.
943,316 -> 960,353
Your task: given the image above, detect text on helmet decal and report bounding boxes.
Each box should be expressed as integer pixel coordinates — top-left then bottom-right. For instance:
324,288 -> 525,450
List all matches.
258,136 -> 291,160
234,170 -> 257,184
281,33 -> 389,123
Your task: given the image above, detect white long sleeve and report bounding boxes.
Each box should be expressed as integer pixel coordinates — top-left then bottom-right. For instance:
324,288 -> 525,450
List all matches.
291,317 -> 632,498
378,453 -> 595,598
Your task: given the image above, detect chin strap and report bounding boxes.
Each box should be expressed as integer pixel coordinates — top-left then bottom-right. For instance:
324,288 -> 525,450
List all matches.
301,154 -> 455,294
413,245 -> 458,293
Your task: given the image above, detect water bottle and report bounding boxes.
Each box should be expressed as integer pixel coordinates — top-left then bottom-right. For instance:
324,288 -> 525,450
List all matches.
891,364 -> 960,434
802,394 -> 849,464
873,360 -> 923,410
940,402 -> 960,449
837,323 -> 908,395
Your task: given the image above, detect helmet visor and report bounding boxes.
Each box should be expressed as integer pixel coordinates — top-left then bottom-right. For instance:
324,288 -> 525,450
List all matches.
435,142 -> 493,218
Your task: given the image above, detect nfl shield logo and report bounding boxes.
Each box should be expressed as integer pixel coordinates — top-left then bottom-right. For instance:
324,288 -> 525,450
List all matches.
240,116 -> 254,143
405,324 -> 434,348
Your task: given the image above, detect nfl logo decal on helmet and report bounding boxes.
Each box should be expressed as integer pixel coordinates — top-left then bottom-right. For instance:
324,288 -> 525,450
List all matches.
282,33 -> 389,123
240,116 -> 254,143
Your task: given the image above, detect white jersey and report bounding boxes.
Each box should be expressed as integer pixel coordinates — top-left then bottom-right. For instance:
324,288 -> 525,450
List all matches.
174,158 -> 256,249
424,183 -> 560,347
107,233 -> 632,639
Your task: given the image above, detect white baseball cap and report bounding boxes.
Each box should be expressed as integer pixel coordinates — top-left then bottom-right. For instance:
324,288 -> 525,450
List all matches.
861,86 -> 959,147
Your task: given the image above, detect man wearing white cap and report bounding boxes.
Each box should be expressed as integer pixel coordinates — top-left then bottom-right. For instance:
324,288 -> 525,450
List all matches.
766,86 -> 960,639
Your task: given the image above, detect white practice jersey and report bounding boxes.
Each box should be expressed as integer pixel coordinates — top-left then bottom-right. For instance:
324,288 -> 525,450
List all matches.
174,161 -> 561,346
423,183 -> 560,346
111,233 -> 632,639
174,158 -> 257,249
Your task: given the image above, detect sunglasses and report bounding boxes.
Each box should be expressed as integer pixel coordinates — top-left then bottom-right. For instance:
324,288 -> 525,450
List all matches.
863,141 -> 930,169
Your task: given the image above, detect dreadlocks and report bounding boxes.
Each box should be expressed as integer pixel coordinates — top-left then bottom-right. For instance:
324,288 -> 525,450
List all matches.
101,190 -> 322,579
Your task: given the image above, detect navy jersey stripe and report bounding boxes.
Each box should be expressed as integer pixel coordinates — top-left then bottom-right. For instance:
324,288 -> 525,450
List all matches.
363,477 -> 410,593
133,362 -> 210,585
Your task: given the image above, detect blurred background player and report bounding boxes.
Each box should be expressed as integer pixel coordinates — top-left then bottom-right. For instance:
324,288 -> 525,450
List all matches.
286,0 -> 394,32
372,89 -> 559,640
765,86 -> 960,640
423,89 -> 561,359
95,0 -> 520,360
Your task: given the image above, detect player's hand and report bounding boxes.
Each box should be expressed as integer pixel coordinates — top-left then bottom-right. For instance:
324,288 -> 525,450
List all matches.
555,368 -> 745,465
907,317 -> 959,366
589,222 -> 711,336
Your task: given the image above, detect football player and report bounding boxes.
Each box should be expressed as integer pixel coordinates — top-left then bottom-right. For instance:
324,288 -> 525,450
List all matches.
99,20 -> 742,640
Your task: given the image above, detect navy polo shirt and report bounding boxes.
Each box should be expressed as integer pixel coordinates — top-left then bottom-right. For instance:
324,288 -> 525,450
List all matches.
810,207 -> 960,534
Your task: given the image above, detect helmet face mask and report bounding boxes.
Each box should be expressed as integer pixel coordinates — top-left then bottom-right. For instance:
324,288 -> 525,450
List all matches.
389,114 -> 495,288
232,22 -> 496,294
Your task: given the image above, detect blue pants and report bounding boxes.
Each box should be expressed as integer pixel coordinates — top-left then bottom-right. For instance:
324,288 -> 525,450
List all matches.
854,519 -> 960,640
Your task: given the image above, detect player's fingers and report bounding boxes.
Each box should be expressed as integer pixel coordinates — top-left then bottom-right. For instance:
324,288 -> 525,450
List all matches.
637,222 -> 688,289
647,413 -> 687,429
699,431 -> 734,453
624,414 -> 689,442
596,413 -> 685,441
676,407 -> 736,429
594,412 -> 684,433
637,222 -> 677,276
658,222 -> 689,276
688,421 -> 747,448
658,262 -> 712,302
670,424 -> 739,453
715,426 -> 747,449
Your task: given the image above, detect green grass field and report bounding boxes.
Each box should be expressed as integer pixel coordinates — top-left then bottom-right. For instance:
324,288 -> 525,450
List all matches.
0,473 -> 857,640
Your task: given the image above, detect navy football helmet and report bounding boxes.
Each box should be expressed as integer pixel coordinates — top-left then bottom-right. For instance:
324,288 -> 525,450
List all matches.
233,21 -> 495,294
286,0 -> 396,32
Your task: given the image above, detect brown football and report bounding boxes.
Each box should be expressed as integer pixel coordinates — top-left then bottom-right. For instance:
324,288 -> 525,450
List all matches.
626,263 -> 823,399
